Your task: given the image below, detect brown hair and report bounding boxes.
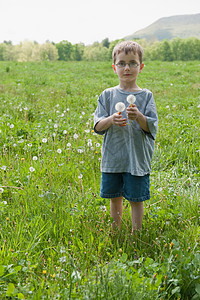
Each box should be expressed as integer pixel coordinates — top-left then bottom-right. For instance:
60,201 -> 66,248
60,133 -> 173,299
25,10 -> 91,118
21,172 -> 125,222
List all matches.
112,41 -> 143,64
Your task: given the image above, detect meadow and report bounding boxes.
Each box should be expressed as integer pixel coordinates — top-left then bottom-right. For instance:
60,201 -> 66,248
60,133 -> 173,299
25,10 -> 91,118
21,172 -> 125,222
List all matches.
0,60 -> 199,299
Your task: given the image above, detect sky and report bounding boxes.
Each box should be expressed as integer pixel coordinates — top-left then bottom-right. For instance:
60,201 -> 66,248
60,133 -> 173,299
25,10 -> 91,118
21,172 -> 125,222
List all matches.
0,0 -> 199,45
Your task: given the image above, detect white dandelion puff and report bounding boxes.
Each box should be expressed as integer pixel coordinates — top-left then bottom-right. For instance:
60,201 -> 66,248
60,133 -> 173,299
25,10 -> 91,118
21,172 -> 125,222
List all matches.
10,124 -> 14,129
77,149 -> 84,153
73,133 -> 79,139
29,167 -> 35,172
0,188 -> 4,193
63,130 -> 67,134
67,143 -> 71,147
42,138 -> 47,143
57,149 -> 62,154
127,95 -> 136,106
54,124 -> 58,129
32,156 -> 38,161
115,102 -> 125,113
1,166 -> 7,171
78,174 -> 83,179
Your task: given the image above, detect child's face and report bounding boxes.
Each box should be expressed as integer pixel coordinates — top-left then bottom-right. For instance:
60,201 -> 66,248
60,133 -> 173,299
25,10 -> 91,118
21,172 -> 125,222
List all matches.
112,51 -> 144,87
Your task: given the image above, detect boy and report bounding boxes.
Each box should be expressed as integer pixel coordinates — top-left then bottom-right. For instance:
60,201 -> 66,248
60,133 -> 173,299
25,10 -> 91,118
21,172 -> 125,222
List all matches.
94,41 -> 158,231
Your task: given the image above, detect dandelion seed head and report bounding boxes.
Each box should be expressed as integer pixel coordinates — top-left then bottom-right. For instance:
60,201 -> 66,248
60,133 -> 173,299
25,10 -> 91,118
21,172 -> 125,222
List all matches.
33,156 -> 38,161
42,138 -> 47,143
57,149 -> 62,154
29,167 -> 35,172
0,188 -> 4,193
10,124 -> 14,129
63,130 -> 67,134
127,95 -> 136,105
73,133 -> 79,139
67,143 -> 71,147
115,102 -> 125,113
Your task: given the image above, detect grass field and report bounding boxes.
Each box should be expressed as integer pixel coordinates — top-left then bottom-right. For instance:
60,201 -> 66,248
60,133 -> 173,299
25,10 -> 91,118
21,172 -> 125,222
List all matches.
0,60 -> 199,299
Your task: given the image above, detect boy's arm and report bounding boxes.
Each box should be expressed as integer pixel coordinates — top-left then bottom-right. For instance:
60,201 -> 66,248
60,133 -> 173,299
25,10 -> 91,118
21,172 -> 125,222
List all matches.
95,113 -> 127,132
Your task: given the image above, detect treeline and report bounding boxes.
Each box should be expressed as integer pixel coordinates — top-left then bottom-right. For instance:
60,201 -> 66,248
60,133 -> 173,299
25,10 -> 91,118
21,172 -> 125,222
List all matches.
0,37 -> 200,62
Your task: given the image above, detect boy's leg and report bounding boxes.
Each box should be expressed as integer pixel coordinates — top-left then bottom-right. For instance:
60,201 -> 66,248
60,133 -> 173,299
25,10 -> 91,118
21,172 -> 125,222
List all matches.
110,196 -> 123,229
129,201 -> 144,231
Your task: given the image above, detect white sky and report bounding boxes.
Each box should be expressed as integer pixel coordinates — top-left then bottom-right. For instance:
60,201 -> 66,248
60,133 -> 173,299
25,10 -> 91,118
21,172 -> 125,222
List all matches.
0,0 -> 199,45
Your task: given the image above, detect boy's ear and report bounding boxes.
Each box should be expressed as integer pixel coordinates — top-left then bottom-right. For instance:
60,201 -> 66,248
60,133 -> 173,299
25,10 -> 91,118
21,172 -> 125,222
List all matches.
112,64 -> 117,74
139,63 -> 144,73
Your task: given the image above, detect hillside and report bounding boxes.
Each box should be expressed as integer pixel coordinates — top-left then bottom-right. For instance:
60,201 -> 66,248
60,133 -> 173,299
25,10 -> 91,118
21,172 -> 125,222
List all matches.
125,13 -> 200,41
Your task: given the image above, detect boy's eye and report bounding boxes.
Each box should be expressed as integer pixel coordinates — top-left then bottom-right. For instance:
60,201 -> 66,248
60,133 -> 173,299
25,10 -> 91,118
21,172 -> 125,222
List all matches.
116,62 -> 139,68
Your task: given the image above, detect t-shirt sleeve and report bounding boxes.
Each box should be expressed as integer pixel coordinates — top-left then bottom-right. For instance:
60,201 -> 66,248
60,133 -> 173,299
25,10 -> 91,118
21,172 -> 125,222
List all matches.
93,93 -> 109,135
144,92 -> 158,140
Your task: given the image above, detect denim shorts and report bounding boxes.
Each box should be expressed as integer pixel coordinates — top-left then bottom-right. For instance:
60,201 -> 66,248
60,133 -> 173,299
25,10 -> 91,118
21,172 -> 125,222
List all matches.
100,172 -> 150,202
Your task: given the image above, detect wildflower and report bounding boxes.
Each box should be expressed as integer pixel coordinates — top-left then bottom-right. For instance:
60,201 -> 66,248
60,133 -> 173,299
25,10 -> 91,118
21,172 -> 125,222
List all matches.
57,149 -> 62,154
50,273 -> 56,278
42,138 -> 47,143
1,166 -> 7,170
54,124 -> 58,129
96,143 -> 100,147
127,95 -> 136,106
198,104 -> 200,108
63,130 -> 67,134
73,133 -> 79,139
78,174 -> 83,179
67,143 -> 71,147
6,217 -> 9,221
0,188 -> 4,193
10,124 -> 14,129
119,248 -> 123,254
77,149 -> 84,153
170,242 -> 174,249
29,167 -> 35,172
82,111 -> 85,115
87,139 -> 92,147
43,270 -> 47,275
21,158 -> 25,161
33,156 -> 38,161
84,129 -> 90,133
115,102 -> 125,113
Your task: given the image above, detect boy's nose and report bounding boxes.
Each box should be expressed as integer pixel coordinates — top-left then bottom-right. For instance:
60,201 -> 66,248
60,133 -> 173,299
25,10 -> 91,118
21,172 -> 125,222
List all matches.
124,63 -> 130,70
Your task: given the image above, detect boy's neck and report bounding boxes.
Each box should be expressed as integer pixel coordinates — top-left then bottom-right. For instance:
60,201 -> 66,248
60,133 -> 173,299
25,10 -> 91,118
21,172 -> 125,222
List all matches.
119,83 -> 142,92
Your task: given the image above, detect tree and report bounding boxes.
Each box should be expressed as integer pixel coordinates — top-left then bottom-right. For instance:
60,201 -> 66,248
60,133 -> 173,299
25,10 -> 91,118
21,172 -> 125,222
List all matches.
101,38 -> 110,48
40,42 -> 58,61
71,43 -> 84,61
56,40 -> 73,61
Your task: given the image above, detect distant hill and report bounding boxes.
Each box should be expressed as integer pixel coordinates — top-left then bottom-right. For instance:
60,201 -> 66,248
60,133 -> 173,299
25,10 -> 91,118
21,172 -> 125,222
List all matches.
125,13 -> 200,41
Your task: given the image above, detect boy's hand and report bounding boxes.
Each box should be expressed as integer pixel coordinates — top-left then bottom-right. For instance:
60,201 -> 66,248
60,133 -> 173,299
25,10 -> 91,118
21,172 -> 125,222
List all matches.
112,112 -> 127,127
127,104 -> 140,120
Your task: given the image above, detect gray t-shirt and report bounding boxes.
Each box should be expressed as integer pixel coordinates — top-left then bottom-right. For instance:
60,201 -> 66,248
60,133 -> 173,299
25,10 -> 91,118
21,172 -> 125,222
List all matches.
94,86 -> 158,176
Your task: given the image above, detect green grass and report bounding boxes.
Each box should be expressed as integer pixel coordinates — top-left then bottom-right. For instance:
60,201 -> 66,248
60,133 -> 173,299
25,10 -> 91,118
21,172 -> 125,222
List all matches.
0,60 -> 199,299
